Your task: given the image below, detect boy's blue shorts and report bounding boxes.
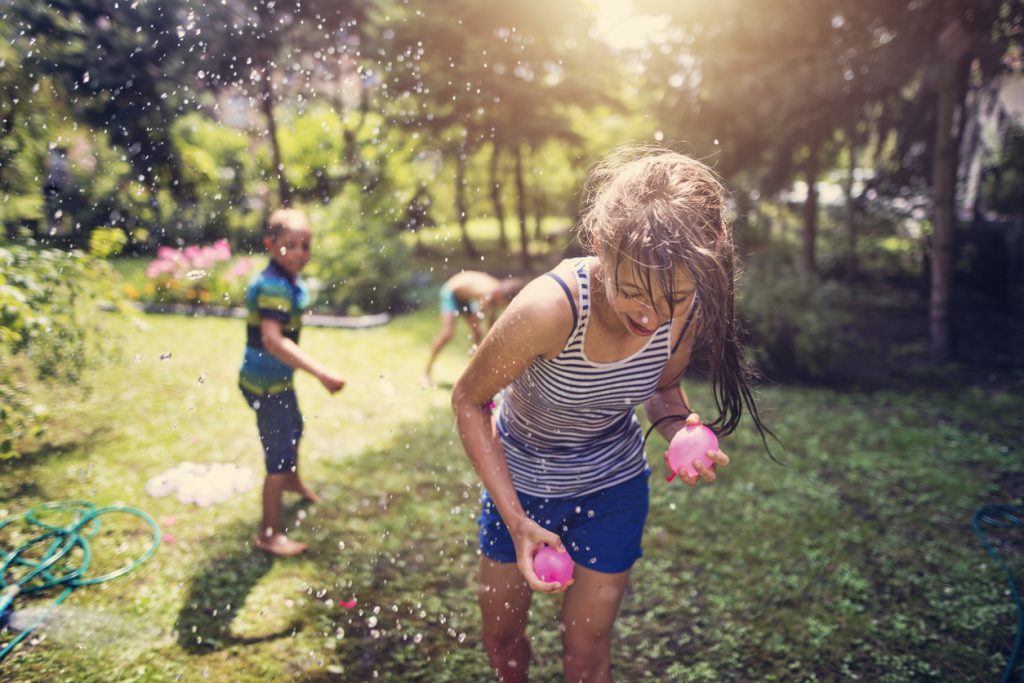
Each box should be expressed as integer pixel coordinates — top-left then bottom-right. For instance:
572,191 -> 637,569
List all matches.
439,284 -> 479,316
478,470 -> 651,574
241,387 -> 303,474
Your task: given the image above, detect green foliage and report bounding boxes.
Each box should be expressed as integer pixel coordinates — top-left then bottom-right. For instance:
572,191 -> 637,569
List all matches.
89,227 -> 128,258
278,105 -> 350,196
981,123 -> 1024,215
308,186 -> 413,314
10,0 -> 203,192
0,244 -> 124,457
739,247 -> 859,380
171,114 -> 265,246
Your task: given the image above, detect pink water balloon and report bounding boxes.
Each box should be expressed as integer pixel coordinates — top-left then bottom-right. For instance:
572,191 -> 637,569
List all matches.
533,546 -> 574,586
666,424 -> 718,482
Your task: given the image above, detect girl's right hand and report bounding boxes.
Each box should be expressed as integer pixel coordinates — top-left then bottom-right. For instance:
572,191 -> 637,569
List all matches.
510,517 -> 573,594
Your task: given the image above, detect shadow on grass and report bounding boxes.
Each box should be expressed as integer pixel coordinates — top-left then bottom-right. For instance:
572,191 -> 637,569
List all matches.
1,426 -> 111,476
172,402 -> 473,666
174,504 -> 311,655
286,404 -> 489,681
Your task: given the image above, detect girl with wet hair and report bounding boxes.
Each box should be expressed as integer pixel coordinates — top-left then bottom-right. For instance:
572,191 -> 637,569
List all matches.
452,148 -> 772,682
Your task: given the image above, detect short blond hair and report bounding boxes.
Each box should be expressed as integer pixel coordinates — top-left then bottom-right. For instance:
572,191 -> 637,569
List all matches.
266,208 -> 311,241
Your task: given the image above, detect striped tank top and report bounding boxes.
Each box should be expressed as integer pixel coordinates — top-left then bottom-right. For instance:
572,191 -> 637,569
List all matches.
496,259 -> 677,498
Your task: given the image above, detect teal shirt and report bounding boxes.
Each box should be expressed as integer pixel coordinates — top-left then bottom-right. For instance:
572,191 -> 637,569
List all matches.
238,260 -> 310,395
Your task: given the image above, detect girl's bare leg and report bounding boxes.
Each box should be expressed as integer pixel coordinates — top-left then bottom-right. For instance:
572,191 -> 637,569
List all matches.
478,556 -> 534,683
559,565 -> 631,683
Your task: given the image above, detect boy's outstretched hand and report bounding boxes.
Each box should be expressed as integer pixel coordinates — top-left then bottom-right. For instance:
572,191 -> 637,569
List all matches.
318,370 -> 346,393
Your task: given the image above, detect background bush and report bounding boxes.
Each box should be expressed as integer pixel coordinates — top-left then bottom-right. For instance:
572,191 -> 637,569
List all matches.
308,184 -> 413,315
738,247 -> 860,381
0,243 -> 125,457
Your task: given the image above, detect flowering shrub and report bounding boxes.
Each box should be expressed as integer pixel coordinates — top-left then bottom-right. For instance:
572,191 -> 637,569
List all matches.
139,239 -> 258,306
2,244 -> 125,457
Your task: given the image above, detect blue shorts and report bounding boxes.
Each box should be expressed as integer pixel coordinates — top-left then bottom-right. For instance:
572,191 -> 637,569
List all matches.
439,284 -> 479,316
240,387 -> 303,474
478,470 -> 651,574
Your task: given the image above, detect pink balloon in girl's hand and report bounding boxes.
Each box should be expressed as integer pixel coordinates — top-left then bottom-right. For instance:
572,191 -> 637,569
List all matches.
533,546 -> 574,586
666,424 -> 718,482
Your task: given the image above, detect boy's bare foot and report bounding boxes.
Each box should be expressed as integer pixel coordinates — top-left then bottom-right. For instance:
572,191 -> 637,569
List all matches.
419,372 -> 433,389
253,532 -> 307,557
297,487 -> 322,504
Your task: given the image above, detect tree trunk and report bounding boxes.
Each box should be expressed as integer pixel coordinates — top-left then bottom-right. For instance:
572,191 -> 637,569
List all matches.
802,141 -> 819,276
514,144 -> 530,271
845,127 -> 859,281
929,53 -> 971,362
489,140 -> 508,250
455,144 -> 478,258
258,61 -> 291,208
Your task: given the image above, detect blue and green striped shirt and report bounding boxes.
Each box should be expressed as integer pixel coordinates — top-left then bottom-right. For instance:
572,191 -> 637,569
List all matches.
238,260 -> 309,395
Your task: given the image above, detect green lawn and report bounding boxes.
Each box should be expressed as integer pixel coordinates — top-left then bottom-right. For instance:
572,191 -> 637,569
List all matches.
1,303 -> 1022,681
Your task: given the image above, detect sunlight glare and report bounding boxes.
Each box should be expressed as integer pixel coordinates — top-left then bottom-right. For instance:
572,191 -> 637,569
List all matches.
590,0 -> 669,51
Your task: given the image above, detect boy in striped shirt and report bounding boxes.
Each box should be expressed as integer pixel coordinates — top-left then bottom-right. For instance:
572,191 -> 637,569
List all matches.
239,208 -> 346,557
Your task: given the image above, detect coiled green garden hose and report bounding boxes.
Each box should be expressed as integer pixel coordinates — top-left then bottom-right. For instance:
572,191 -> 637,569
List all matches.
0,501 -> 161,663
974,504 -> 1024,683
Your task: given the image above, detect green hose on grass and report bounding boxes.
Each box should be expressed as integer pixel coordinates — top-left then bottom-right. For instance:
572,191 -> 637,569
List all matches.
974,504 -> 1024,683
0,501 -> 161,664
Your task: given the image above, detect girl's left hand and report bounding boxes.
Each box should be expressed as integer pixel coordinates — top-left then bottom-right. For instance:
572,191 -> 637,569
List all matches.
662,413 -> 731,487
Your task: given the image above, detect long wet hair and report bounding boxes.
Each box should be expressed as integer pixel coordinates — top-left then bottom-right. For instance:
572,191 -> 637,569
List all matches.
577,148 -> 774,448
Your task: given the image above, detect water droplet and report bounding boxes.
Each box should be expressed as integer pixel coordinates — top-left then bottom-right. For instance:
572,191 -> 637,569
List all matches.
186,270 -> 207,280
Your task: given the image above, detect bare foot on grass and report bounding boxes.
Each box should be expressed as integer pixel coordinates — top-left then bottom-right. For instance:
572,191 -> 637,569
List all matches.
253,532 -> 307,557
293,481 -> 322,504
286,476 -> 322,504
298,487 -> 322,504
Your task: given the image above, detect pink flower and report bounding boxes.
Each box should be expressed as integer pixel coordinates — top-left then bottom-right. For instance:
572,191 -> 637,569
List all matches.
228,257 -> 256,280
212,239 -> 232,261
146,258 -> 178,279
157,246 -> 181,262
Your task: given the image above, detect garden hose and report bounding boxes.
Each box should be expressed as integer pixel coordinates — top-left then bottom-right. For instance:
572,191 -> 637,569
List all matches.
974,504 -> 1024,683
0,501 -> 161,664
